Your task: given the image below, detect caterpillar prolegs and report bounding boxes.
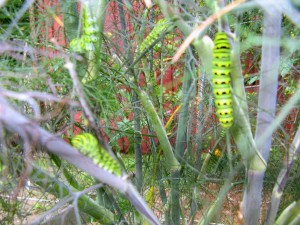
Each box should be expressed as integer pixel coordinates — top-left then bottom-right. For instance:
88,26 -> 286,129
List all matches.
212,32 -> 234,128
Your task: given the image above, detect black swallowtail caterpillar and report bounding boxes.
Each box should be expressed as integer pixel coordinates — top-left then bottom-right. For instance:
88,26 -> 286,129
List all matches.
71,133 -> 122,176
139,18 -> 169,53
69,2 -> 99,53
212,32 -> 234,128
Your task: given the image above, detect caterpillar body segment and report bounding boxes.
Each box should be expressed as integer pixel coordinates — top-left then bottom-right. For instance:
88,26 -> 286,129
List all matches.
69,3 -> 98,53
72,133 -> 122,176
139,18 -> 169,53
212,32 -> 234,128
212,76 -> 231,85
69,38 -> 84,53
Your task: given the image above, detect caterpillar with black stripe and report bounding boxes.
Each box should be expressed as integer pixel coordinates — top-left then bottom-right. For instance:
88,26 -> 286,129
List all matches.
212,32 -> 234,128
71,133 -> 122,176
69,2 -> 99,53
139,18 -> 169,53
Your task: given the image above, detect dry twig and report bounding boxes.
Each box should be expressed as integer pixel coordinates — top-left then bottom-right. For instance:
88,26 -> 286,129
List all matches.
172,0 -> 245,63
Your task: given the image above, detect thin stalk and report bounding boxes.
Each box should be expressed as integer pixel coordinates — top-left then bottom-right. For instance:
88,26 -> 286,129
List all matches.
147,106 -> 182,208
50,150 -> 126,222
168,50 -> 195,224
50,153 -> 82,190
273,199 -> 300,225
230,31 -> 260,164
0,96 -> 160,225
200,137 -> 223,175
243,7 -> 282,225
194,73 -> 206,175
197,164 -> 243,225
65,60 -> 109,207
198,182 -> 233,225
116,0 -> 143,193
157,161 -> 168,205
154,0 -> 213,73
229,27 -> 267,187
133,91 -> 143,192
116,0 -> 129,54
30,165 -> 115,224
264,126 -> 300,225
61,0 -> 79,42
173,50 -> 195,163
256,86 -> 300,148
138,89 -> 180,171
226,129 -> 233,174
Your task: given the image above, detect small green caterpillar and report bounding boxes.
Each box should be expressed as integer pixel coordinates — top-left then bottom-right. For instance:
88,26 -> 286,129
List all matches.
69,3 -> 99,53
212,32 -> 234,128
139,18 -> 169,53
71,133 -> 122,176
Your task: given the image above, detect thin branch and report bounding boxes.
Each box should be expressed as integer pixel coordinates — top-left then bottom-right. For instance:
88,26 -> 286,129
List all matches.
172,0 -> 246,63
243,5 -> 282,224
256,85 -> 300,148
0,96 -> 160,225
0,89 -> 40,119
257,0 -> 300,28
264,126 -> 300,225
0,90 -> 78,106
64,59 -> 95,125
3,0 -> 35,39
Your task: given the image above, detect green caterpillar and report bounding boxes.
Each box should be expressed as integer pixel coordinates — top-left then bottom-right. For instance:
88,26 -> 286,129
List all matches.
71,133 -> 122,176
69,2 -> 99,53
139,18 -> 169,53
212,32 -> 234,128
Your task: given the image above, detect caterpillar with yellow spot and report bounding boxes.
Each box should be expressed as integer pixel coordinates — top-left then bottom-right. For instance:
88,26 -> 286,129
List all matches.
71,133 -> 122,176
212,32 -> 234,128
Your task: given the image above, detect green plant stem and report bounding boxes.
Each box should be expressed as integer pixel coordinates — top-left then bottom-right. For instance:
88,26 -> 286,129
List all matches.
230,32 -> 262,165
256,86 -> 300,148
114,0 -> 144,197
138,89 -> 180,171
61,0 -> 79,42
265,126 -> 300,225
197,179 -> 233,225
131,8 -> 147,197
169,50 -> 195,224
133,91 -> 143,193
31,165 -> 115,224
243,7 -> 282,225
197,162 -> 245,225
116,0 -> 129,54
50,153 -> 126,222
274,199 -> 300,225
226,129 -> 233,173
194,74 -> 206,175
189,73 -> 206,223
200,137 -> 223,175
0,96 -> 160,225
50,153 -> 82,190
